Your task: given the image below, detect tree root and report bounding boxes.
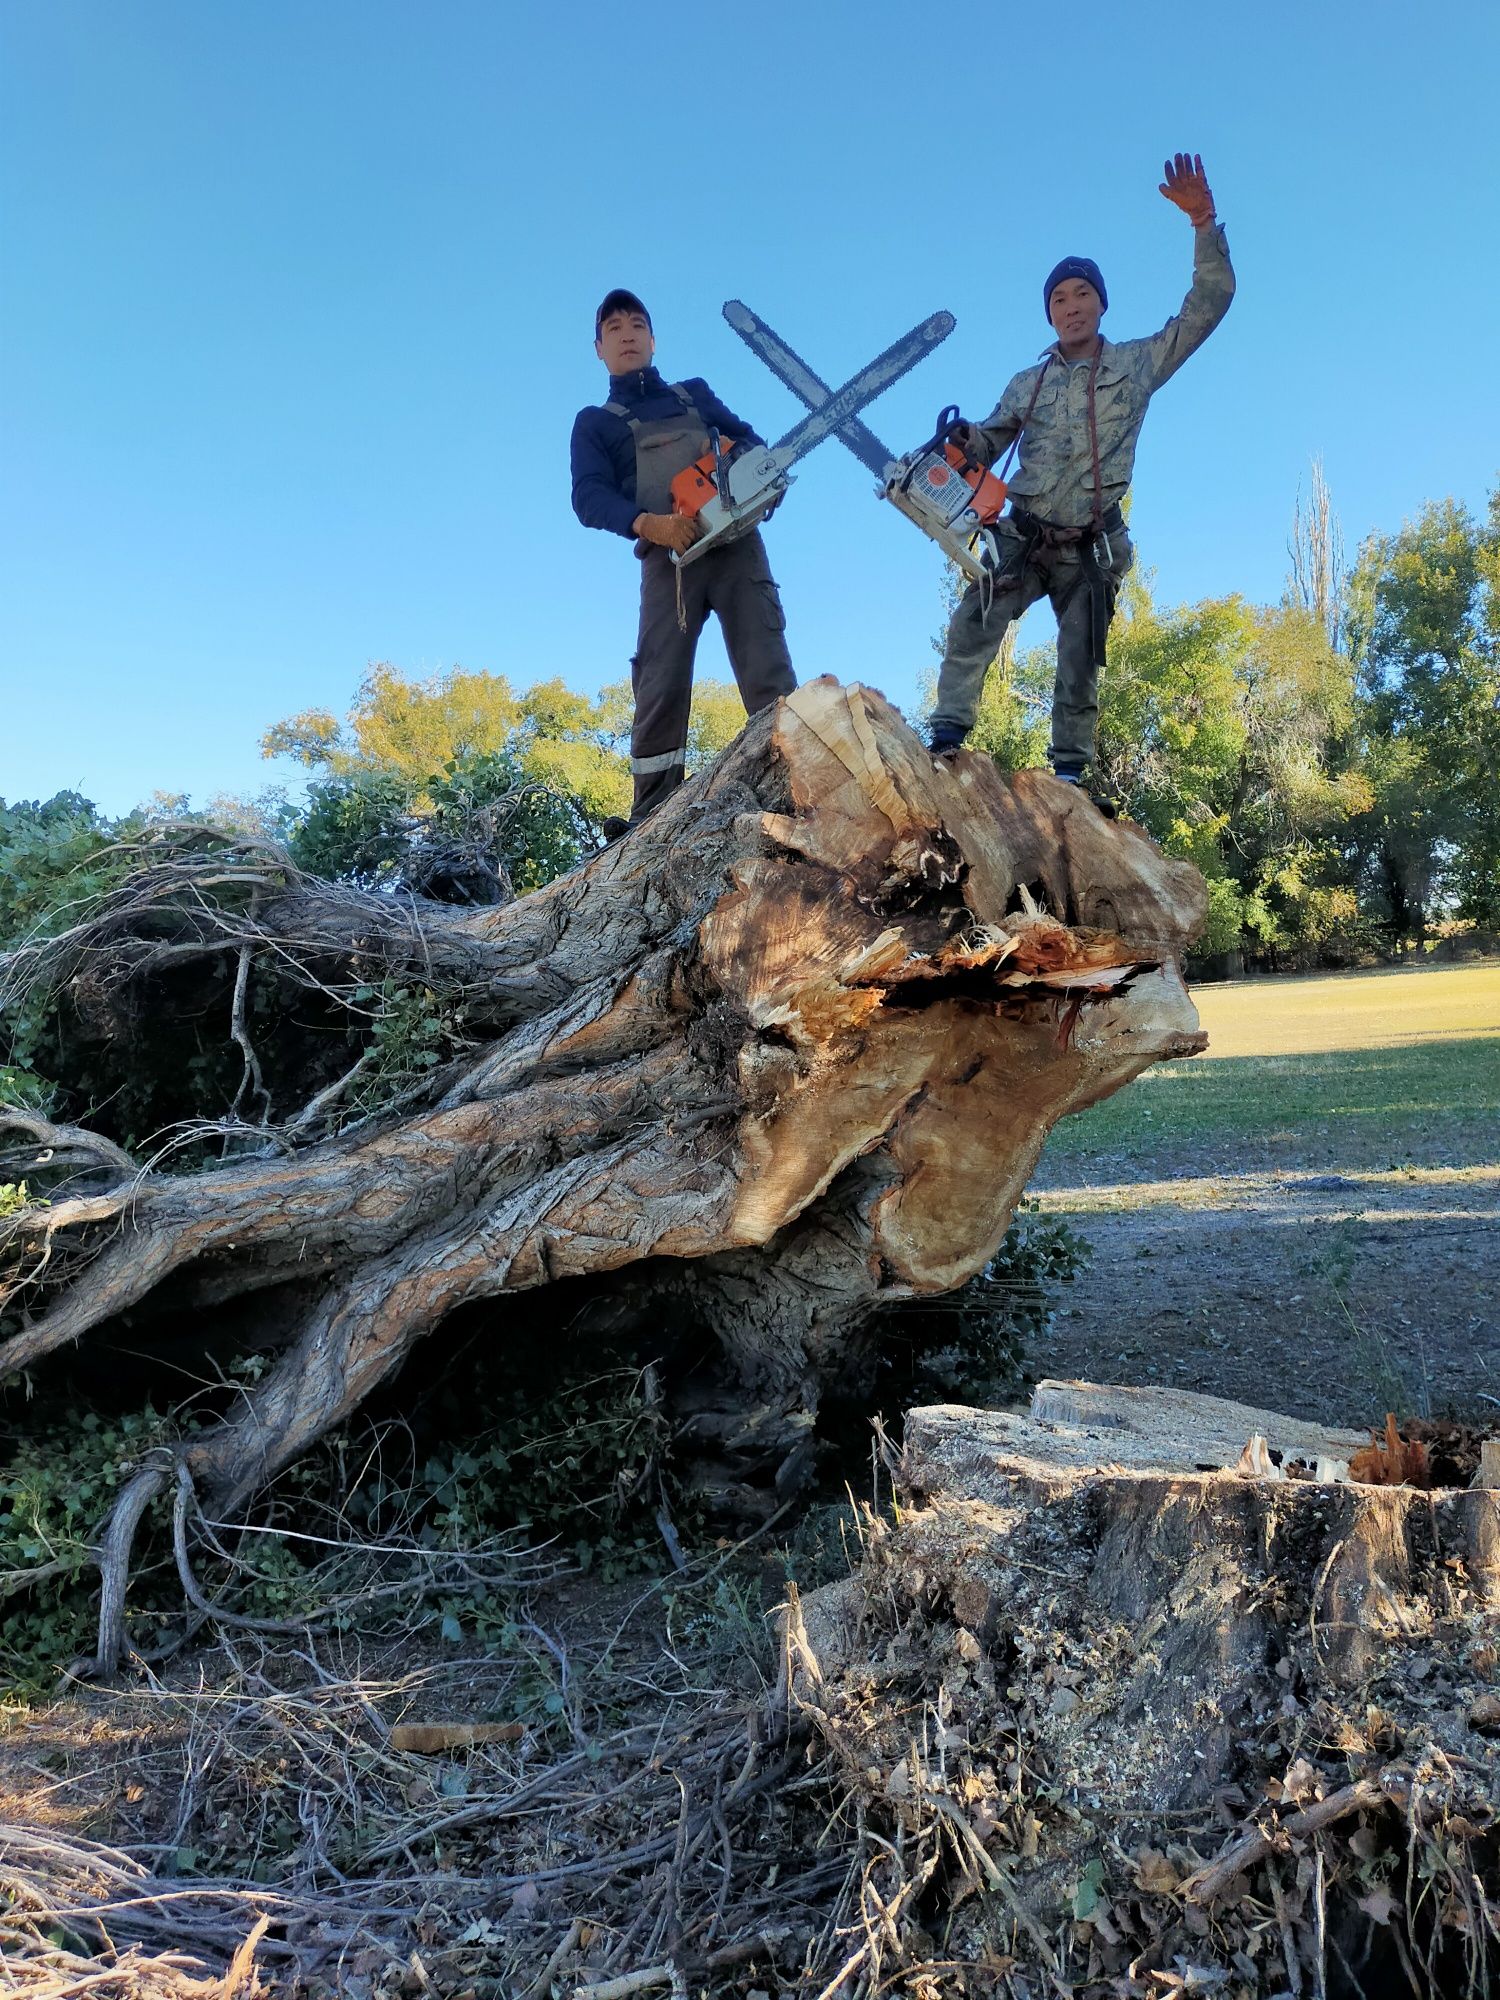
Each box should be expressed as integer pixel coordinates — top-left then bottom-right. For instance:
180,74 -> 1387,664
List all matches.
0,1109 -> 137,1189
90,1454 -> 174,1676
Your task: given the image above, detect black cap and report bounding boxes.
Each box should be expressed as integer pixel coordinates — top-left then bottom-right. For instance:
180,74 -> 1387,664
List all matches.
595,288 -> 652,338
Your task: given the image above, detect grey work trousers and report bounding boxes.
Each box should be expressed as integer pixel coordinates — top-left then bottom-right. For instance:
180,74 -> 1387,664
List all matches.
630,529 -> 795,820
931,520 -> 1133,776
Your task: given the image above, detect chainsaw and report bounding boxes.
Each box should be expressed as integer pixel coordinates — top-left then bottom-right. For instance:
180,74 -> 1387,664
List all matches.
883,404 -> 1010,579
668,309 -> 956,567
722,300 -> 1007,585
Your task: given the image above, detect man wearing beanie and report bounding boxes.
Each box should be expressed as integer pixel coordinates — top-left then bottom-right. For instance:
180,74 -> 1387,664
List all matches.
570,289 -> 796,831
928,154 -> 1235,804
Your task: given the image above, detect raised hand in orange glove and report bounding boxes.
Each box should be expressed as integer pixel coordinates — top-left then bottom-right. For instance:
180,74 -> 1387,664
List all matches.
635,510 -> 701,554
1159,151 -> 1216,228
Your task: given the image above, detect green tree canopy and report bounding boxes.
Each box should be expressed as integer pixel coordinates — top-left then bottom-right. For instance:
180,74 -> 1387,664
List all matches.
1345,492 -> 1500,931
263,663 -> 759,836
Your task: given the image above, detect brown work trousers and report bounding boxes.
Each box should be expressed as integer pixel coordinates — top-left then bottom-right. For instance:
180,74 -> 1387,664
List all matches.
630,530 -> 795,820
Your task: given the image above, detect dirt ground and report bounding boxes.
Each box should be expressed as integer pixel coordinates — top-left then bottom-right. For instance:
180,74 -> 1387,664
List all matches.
1027,961 -> 1500,1427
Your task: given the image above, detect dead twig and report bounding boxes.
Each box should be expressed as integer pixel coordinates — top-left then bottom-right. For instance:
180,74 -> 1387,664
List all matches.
1181,1779 -> 1386,1904
572,1968 -> 682,2000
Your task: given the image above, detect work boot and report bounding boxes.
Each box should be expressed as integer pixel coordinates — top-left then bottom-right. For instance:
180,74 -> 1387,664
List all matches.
1081,770 -> 1122,819
1051,765 -> 1119,819
600,815 -> 630,845
929,725 -> 966,761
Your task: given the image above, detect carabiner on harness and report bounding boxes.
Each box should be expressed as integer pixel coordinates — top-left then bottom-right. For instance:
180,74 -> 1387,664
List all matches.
970,524 -> 1005,621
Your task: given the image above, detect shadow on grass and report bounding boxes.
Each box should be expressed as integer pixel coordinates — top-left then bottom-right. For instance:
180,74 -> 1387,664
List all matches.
1046,1036 -> 1500,1164
1030,1203 -> 1498,1421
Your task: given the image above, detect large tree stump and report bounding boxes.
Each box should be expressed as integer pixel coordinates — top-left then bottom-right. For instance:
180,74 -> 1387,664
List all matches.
0,680 -> 1206,1659
899,1384 -> 1499,1704
783,1383 -> 1500,1994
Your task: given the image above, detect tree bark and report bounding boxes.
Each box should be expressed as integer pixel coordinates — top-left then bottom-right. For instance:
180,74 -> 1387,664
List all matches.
1,680 -> 1207,1656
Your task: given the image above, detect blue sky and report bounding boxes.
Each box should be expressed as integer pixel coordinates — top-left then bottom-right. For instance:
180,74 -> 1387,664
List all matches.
3,0 -> 1497,816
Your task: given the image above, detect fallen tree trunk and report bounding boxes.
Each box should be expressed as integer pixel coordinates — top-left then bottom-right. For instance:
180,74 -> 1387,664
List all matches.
0,679 -> 1206,1665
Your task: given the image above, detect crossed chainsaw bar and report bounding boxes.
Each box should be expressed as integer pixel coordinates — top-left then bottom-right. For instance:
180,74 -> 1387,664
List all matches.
724,298 -> 1006,585
672,305 -> 955,567
724,299 -> 915,486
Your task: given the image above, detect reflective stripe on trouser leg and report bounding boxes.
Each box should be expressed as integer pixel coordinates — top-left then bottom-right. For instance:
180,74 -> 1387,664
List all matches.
631,550 -> 707,820
629,746 -> 687,821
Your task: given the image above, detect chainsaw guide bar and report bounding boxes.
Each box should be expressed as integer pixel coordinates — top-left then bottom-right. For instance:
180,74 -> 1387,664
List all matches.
671,308 -> 956,568
723,299 -> 1010,584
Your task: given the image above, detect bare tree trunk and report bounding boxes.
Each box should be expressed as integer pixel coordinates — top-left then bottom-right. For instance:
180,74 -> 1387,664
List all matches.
1287,453 -> 1346,652
1,680 -> 1207,1662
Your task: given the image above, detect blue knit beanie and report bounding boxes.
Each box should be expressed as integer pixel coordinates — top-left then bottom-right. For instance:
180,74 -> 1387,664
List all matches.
1042,257 -> 1108,321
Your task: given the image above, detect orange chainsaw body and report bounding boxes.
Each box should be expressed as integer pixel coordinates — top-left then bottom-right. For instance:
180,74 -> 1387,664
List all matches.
925,441 -> 1008,524
883,424 -> 1012,585
670,439 -> 741,518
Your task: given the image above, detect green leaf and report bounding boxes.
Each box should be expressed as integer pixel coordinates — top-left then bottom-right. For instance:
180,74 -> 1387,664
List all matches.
1072,1857 -> 1105,1920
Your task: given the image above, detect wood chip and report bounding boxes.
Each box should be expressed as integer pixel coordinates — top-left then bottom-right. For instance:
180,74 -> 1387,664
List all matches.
390,1721 -> 524,1754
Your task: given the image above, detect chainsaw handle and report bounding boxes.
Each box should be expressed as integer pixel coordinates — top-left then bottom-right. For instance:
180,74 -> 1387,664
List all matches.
896,405 -> 972,494
708,427 -> 733,511
937,406 -> 981,459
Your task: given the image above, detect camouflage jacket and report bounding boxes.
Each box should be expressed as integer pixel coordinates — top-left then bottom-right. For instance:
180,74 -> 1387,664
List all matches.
973,222 -> 1235,528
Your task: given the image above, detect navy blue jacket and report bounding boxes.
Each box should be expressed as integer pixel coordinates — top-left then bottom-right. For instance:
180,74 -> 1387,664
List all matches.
570,367 -> 764,540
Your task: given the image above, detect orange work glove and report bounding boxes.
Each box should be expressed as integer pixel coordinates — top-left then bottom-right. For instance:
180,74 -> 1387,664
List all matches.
1159,151 -> 1216,227
636,511 -> 701,554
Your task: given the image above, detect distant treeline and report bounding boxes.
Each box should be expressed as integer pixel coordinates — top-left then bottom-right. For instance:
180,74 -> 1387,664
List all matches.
957,469 -> 1500,965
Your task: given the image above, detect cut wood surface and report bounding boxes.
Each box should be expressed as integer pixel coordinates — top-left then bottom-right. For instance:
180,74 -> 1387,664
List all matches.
910,1379 -> 1370,1485
388,1721 -> 525,1754
0,678 -> 1208,1665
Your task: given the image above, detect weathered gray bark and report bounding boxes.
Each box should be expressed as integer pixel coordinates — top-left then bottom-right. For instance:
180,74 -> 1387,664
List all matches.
1,680 -> 1208,1659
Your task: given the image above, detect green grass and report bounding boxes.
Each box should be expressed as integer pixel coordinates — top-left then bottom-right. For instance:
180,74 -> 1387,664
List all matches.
1044,963 -> 1500,1174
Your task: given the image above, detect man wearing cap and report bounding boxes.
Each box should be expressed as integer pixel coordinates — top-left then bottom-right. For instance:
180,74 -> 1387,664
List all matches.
570,289 -> 796,832
928,154 -> 1235,803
